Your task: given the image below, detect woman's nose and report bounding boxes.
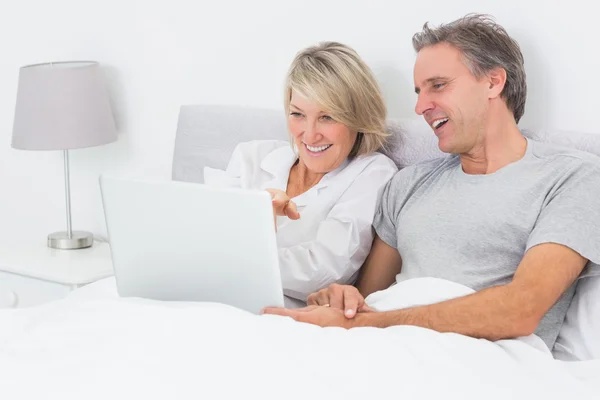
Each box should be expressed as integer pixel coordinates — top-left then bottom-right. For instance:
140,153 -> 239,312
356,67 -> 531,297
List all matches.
302,121 -> 320,143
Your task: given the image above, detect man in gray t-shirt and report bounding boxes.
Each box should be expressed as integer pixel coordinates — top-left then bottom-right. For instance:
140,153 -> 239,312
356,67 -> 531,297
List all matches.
371,138 -> 600,349
263,14 -> 600,351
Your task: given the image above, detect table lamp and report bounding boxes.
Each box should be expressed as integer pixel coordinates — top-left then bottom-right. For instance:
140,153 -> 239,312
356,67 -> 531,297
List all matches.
11,61 -> 117,250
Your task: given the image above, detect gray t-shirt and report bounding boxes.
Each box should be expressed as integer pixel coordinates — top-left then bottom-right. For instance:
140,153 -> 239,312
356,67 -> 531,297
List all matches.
373,137 -> 600,350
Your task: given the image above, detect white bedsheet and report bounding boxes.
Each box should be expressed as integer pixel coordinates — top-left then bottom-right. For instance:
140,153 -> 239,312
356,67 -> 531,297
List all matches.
0,277 -> 598,400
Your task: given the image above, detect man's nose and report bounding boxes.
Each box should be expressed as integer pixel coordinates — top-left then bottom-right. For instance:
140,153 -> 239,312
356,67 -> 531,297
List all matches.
415,93 -> 434,115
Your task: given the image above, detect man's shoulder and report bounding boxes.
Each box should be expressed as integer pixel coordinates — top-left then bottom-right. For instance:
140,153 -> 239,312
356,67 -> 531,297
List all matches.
389,155 -> 458,185
529,139 -> 600,171
378,155 -> 458,202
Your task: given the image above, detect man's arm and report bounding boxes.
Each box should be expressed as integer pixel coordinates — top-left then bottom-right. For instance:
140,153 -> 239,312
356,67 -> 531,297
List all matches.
355,234 -> 402,298
353,243 -> 587,340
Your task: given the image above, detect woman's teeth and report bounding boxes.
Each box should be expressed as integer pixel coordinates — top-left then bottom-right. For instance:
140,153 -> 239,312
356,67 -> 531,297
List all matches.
305,144 -> 332,152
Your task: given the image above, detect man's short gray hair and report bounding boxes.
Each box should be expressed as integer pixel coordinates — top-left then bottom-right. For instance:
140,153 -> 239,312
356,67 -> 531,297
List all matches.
412,14 -> 527,123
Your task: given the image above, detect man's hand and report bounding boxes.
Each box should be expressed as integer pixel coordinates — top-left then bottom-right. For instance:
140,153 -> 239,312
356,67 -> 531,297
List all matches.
300,243 -> 588,342
261,305 -> 354,328
307,284 -> 374,318
268,243 -> 588,342
266,189 -> 300,220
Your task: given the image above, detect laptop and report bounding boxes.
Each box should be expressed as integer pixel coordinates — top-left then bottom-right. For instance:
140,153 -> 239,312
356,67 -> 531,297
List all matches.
99,175 -> 285,314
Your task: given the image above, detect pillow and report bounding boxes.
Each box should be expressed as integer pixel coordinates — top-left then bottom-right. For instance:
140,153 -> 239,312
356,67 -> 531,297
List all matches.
379,118 -> 445,169
553,276 -> 600,361
172,105 -> 286,184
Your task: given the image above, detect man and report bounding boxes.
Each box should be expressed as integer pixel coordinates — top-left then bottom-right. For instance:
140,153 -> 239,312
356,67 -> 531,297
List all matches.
263,13 -> 600,351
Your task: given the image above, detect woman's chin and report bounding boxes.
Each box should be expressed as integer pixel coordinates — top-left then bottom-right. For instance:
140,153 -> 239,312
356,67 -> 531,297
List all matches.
301,158 -> 340,174
298,147 -> 347,174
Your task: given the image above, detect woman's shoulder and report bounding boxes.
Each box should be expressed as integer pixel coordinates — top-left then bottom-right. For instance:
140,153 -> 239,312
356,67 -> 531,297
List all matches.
350,151 -> 399,173
324,151 -> 398,191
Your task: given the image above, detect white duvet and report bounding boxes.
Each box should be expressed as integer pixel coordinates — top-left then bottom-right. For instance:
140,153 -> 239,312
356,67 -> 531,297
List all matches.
0,277 -> 598,400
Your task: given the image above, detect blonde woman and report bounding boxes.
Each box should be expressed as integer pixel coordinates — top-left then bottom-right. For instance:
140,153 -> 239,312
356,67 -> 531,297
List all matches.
204,42 -> 398,307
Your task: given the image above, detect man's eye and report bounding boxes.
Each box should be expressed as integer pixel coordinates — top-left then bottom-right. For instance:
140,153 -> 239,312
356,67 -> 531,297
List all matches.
433,83 -> 445,90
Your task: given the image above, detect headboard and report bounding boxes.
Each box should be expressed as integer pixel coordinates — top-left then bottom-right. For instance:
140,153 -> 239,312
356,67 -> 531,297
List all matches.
171,104 -> 600,183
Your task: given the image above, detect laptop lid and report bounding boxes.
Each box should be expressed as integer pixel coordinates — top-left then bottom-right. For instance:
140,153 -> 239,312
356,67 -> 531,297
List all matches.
99,175 -> 285,314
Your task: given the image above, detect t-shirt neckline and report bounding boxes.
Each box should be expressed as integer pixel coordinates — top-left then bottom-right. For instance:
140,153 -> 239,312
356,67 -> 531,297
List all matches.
455,137 -> 533,182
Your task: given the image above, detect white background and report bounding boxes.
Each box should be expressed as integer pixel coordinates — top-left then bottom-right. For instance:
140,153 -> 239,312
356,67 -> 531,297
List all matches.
0,0 -> 597,244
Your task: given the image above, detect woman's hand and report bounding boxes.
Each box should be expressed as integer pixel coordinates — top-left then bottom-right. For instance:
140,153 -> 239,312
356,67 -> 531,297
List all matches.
266,189 -> 300,228
307,284 -> 374,318
261,305 -> 353,328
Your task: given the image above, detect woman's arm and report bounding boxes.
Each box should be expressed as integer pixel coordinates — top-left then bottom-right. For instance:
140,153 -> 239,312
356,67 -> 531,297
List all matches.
279,157 -> 397,301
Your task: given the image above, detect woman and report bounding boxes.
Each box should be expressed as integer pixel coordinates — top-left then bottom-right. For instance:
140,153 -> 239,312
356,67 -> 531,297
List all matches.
204,42 -> 398,307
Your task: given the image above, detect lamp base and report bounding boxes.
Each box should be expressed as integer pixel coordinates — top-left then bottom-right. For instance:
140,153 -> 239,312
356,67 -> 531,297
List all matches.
48,231 -> 94,250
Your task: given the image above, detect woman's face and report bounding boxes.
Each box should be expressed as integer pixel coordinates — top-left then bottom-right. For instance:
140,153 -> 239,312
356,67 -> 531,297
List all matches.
287,91 -> 358,174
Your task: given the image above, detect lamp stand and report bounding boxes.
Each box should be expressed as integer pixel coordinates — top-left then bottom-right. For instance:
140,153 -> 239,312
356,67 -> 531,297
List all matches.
47,150 -> 94,250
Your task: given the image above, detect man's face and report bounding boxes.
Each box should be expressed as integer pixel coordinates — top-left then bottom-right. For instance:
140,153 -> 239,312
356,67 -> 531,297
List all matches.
413,43 -> 490,154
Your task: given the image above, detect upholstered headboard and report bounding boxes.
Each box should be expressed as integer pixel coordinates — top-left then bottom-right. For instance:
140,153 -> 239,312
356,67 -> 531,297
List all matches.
171,104 -> 600,183
172,105 -> 286,184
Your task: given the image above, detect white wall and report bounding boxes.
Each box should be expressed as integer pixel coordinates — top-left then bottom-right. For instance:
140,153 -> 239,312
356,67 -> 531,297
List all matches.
0,0 -> 598,245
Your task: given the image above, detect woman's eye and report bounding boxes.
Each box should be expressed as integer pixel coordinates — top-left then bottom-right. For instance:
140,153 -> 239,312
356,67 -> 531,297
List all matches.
320,115 -> 334,122
290,112 -> 303,117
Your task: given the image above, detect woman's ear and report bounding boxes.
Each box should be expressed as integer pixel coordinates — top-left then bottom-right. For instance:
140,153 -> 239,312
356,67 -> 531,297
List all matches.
487,67 -> 507,99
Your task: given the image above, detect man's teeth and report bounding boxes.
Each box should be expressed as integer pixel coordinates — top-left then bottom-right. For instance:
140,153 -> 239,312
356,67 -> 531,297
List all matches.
432,118 -> 449,129
305,144 -> 332,152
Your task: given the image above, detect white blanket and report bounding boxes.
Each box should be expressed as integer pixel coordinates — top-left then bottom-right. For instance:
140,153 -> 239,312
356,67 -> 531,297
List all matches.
0,277 -> 598,400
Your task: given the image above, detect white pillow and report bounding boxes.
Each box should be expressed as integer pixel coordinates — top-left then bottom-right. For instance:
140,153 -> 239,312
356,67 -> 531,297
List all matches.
553,276 -> 600,361
203,166 -> 241,188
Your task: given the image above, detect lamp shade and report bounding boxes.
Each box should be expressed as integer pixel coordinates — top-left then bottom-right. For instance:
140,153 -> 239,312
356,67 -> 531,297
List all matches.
11,61 -> 117,151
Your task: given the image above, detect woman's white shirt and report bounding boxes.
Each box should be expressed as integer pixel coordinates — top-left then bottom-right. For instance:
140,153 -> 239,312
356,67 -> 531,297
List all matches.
203,140 -> 398,307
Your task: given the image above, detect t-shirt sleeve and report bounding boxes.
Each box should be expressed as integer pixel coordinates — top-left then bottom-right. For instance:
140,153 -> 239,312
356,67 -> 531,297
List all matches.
373,172 -> 403,248
526,160 -> 600,278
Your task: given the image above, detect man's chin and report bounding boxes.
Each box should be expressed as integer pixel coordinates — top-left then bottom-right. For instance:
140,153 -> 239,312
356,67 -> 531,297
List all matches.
436,139 -> 456,154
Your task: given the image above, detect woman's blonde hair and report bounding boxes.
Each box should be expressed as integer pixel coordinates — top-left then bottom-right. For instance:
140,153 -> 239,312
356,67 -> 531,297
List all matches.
283,42 -> 388,158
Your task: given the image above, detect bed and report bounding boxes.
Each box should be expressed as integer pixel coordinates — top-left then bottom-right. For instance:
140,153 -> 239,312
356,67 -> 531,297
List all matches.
0,105 -> 599,399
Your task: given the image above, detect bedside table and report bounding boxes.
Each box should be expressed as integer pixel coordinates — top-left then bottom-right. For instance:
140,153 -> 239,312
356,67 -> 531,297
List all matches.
0,240 -> 114,309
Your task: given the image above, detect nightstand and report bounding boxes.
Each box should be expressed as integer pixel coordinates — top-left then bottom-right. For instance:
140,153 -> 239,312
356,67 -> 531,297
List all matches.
0,240 -> 114,309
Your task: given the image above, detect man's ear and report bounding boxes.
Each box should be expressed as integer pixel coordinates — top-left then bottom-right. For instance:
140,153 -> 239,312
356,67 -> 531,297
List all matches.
487,67 -> 507,99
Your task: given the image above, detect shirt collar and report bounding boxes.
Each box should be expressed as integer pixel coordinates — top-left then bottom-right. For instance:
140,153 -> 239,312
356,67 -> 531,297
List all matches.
318,157 -> 350,187
260,145 -> 298,190
260,144 -> 352,194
